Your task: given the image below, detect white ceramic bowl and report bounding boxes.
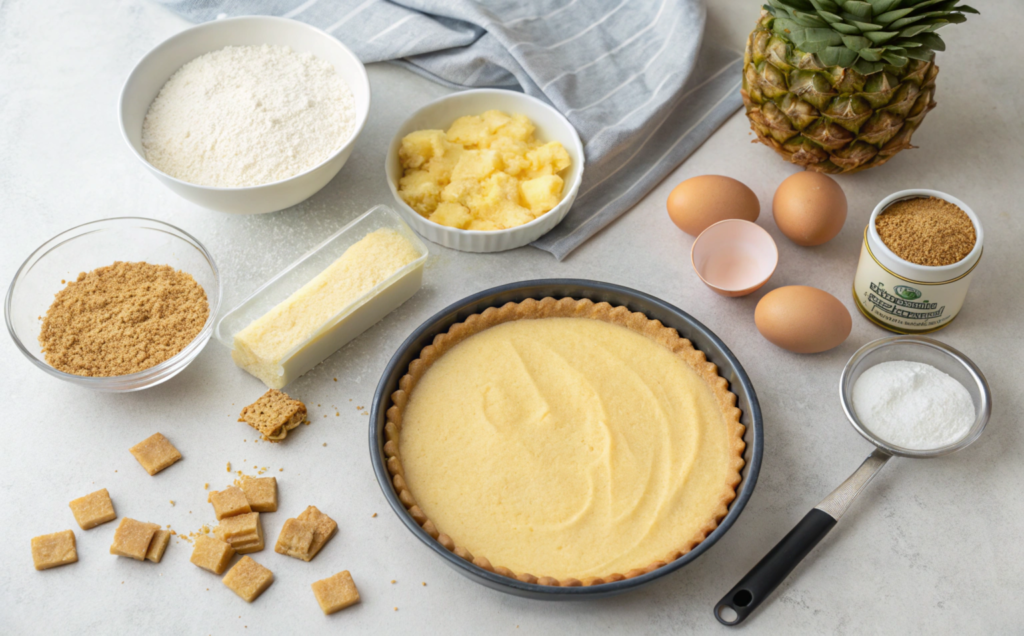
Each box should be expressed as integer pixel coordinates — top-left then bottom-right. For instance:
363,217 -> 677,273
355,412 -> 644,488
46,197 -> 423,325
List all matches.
119,16 -> 370,215
385,89 -> 585,252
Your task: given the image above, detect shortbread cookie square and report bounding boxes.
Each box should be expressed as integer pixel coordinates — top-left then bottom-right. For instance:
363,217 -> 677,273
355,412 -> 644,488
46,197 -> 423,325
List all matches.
215,512 -> 260,541
234,517 -> 265,555
296,506 -> 337,561
238,476 -> 277,512
215,512 -> 264,553
222,556 -> 274,603
190,535 -> 235,574
274,518 -> 314,560
68,488 -> 116,530
209,486 -> 251,520
146,529 -> 172,563
129,433 -> 182,475
311,570 -> 360,614
110,518 -> 160,560
238,390 -> 307,442
31,530 -> 78,571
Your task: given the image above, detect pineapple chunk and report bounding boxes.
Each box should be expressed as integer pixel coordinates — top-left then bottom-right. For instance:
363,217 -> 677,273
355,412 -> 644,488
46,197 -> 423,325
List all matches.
429,203 -> 473,229
451,149 -> 502,182
398,170 -> 442,215
447,115 -> 491,147
496,114 -> 535,142
468,218 -> 501,231
526,142 -> 571,177
489,137 -> 532,176
399,130 -> 447,169
493,200 -> 536,229
481,110 -> 513,133
520,175 -> 565,214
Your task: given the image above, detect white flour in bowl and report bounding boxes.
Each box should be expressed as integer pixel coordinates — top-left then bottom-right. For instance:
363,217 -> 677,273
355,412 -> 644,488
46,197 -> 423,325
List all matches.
142,44 -> 356,188
852,360 -> 974,450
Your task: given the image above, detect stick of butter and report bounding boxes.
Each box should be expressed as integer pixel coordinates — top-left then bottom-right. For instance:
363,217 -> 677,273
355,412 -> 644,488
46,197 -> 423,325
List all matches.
232,228 -> 423,389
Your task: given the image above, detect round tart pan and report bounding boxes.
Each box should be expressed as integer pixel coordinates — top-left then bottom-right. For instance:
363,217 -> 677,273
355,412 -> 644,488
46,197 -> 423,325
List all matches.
370,279 -> 763,599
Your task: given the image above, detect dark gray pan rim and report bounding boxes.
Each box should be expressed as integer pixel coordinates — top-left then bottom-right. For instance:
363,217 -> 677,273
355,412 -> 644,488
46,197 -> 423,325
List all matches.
369,279 -> 763,600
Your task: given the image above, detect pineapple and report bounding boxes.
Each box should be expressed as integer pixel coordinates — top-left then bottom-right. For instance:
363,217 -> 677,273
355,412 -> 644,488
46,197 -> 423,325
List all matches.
742,0 -> 977,174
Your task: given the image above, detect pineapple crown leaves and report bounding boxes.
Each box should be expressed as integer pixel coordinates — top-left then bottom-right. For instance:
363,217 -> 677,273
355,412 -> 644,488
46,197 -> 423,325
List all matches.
764,0 -> 978,73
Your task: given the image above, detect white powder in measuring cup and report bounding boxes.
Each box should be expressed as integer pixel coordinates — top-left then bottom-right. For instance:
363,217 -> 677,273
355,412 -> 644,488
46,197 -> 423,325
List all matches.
142,44 -> 356,188
852,360 -> 974,450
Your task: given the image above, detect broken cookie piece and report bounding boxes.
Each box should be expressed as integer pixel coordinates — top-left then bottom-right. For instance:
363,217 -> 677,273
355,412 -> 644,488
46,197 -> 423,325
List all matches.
129,433 -> 182,475
209,486 -> 251,520
311,570 -> 360,614
222,556 -> 274,603
237,476 -> 277,513
31,530 -> 78,571
190,534 -> 235,574
295,506 -> 337,561
238,390 -> 307,442
68,488 -> 116,530
274,518 -> 315,560
146,529 -> 172,563
110,518 -> 160,560
214,512 -> 264,554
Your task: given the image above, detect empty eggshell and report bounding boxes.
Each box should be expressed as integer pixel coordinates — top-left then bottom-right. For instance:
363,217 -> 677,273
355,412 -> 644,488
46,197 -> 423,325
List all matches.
667,175 -> 760,236
773,172 -> 847,246
754,286 -> 852,353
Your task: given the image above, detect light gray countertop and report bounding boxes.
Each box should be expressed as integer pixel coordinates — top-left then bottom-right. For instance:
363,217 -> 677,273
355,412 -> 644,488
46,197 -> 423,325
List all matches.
2,1 -> 1022,634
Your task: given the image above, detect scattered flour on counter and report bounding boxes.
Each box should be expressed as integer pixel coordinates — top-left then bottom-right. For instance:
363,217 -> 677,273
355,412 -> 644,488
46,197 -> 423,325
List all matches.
852,360 -> 974,450
142,44 -> 356,187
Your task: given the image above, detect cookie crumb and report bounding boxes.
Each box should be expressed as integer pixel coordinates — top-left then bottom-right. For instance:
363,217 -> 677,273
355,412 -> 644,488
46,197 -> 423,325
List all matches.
372,513 -> 377,518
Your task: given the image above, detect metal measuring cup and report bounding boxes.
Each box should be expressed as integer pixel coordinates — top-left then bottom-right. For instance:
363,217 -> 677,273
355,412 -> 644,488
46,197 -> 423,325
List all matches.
714,335 -> 991,626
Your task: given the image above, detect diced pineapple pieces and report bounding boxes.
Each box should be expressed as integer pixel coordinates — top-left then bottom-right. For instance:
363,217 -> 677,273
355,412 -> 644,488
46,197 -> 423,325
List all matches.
397,170 -> 442,215
429,203 -> 473,229
396,109 -> 571,231
520,175 -> 565,215
398,130 -> 447,169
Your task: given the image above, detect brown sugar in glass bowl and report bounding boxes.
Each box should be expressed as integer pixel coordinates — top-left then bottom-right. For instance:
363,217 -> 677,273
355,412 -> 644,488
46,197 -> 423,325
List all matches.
6,217 -> 220,391
39,262 -> 209,377
875,196 -> 976,267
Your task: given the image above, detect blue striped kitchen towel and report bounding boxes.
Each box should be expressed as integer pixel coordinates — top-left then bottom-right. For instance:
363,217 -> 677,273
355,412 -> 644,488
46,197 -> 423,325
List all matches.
156,0 -> 743,260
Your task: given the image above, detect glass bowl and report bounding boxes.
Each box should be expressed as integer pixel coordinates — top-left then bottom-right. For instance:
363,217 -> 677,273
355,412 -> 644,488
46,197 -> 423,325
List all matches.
5,217 -> 221,392
839,335 -> 991,458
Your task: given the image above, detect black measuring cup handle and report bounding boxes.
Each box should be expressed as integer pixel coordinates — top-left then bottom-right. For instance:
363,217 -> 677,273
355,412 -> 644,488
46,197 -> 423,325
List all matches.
713,508 -> 837,625
714,449 -> 890,626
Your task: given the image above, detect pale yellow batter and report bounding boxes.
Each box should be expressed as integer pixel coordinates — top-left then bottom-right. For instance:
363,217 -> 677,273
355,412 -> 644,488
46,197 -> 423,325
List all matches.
398,317 -> 743,580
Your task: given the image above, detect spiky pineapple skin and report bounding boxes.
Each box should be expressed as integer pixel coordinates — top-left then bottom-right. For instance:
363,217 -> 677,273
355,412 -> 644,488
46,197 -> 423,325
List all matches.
742,11 -> 940,174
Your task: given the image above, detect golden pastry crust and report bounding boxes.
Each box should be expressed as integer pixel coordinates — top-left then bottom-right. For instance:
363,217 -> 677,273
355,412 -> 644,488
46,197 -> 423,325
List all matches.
384,297 -> 746,585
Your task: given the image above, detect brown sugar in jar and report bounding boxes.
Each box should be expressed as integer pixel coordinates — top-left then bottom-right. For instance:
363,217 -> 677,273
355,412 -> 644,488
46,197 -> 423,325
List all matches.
854,190 -> 982,334
875,196 -> 976,267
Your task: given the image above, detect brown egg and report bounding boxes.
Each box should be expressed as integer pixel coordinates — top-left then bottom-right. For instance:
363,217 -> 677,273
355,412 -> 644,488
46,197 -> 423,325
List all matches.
772,172 -> 847,246
667,175 -> 760,237
754,286 -> 852,354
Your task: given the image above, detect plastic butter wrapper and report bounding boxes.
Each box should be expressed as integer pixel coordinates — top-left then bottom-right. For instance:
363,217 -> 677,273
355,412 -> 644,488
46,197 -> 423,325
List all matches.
215,205 -> 428,389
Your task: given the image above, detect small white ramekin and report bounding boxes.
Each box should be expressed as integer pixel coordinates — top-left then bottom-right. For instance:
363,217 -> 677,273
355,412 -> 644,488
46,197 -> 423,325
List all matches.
119,16 -> 370,215
385,89 -> 585,253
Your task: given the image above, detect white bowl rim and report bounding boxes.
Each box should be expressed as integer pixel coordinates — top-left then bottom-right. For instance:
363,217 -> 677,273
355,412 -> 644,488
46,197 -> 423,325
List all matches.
385,88 -> 585,236
4,216 -> 222,386
117,15 -> 371,192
